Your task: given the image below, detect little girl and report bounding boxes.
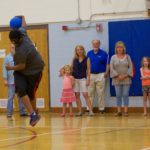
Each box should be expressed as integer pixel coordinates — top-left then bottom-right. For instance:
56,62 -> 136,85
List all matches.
60,65 -> 76,117
140,57 -> 150,116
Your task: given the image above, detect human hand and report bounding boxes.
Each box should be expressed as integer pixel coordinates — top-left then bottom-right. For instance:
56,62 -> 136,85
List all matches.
4,79 -> 8,86
86,78 -> 90,86
6,64 -> 13,70
104,72 -> 108,78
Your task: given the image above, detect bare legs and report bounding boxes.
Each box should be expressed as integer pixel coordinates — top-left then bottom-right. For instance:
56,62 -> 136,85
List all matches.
61,102 -> 73,117
76,92 -> 93,116
31,98 -> 37,112
143,93 -> 148,115
21,95 -> 34,114
76,92 -> 82,113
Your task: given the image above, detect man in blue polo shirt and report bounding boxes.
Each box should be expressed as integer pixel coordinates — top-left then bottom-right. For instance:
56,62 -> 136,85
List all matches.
87,39 -> 109,114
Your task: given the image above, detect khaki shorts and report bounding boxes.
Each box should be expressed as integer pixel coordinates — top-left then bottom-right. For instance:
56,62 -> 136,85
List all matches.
142,86 -> 150,94
74,78 -> 88,93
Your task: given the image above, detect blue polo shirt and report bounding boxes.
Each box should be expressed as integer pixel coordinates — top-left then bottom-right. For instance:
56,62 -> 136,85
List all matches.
87,48 -> 108,73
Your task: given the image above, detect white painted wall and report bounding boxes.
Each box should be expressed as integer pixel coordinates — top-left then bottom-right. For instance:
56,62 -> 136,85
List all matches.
0,0 -> 148,26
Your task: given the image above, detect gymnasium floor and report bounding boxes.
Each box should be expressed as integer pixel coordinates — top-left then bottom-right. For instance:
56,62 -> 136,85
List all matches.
0,112 -> 150,150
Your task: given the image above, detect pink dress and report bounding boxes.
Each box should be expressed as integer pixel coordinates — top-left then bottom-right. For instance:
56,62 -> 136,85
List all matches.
60,75 -> 76,103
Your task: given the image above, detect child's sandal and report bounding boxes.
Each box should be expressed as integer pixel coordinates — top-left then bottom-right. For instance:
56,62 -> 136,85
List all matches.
61,113 -> 65,117
70,113 -> 74,117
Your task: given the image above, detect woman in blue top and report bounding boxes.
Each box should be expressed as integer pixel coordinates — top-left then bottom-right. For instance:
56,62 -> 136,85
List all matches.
72,45 -> 94,116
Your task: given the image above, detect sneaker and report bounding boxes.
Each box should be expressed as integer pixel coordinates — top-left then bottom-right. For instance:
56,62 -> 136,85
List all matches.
7,115 -> 12,118
76,112 -> 82,117
20,113 -> 29,117
89,111 -> 94,117
30,114 -> 40,127
115,112 -> 122,116
99,110 -> 105,114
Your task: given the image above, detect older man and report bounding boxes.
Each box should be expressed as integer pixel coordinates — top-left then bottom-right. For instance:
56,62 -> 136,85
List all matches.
87,39 -> 109,113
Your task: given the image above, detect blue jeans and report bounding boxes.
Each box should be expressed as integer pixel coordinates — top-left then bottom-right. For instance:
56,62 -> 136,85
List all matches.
7,84 -> 26,116
114,84 -> 130,107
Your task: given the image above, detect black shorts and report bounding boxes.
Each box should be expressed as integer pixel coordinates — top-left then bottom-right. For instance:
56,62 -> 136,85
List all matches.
14,71 -> 42,100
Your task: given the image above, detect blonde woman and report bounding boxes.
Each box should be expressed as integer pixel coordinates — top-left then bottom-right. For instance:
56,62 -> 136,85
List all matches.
110,41 -> 133,116
72,45 -> 94,116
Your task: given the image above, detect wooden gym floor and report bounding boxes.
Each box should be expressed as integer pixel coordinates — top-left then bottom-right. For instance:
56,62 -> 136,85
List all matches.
0,112 -> 150,150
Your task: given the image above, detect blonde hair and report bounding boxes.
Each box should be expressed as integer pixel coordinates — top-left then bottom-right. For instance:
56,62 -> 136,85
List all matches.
63,65 -> 72,73
115,41 -> 126,54
74,45 -> 86,59
141,57 -> 150,69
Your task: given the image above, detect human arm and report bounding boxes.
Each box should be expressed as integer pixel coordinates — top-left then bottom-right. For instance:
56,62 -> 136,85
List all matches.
126,55 -> 133,77
70,58 -> 74,74
3,57 -> 8,86
104,64 -> 110,78
59,67 -> 65,77
110,55 -> 119,78
21,16 -> 27,27
6,63 -> 25,71
104,54 -> 110,78
70,76 -> 75,87
86,58 -> 91,86
16,15 -> 27,27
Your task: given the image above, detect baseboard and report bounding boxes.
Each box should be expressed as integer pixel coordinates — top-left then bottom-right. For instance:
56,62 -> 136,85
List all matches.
0,107 -> 147,113
50,107 -> 148,113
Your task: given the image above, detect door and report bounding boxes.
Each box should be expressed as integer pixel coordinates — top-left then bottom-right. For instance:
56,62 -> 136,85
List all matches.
0,25 -> 50,112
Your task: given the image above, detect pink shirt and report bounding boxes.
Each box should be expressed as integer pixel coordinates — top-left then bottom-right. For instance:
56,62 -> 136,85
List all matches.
62,75 -> 72,89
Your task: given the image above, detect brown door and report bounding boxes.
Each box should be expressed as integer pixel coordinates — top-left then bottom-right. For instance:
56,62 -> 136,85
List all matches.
0,25 -> 50,112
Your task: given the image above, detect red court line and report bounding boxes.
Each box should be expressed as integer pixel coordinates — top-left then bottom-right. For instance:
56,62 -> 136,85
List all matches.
0,127 -> 37,148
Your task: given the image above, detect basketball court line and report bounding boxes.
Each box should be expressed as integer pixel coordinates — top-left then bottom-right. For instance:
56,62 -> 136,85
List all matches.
0,127 -> 36,148
1,124 -> 150,130
0,124 -> 150,142
0,125 -> 150,149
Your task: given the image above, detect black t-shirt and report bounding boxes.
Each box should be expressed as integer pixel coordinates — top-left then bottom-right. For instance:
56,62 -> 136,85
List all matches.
14,27 -> 45,75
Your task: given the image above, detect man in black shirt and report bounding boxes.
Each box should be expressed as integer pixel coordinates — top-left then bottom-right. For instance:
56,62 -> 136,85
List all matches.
6,16 -> 44,127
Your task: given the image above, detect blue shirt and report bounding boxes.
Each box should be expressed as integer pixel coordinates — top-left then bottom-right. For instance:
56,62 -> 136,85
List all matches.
3,53 -> 15,84
87,48 -> 108,73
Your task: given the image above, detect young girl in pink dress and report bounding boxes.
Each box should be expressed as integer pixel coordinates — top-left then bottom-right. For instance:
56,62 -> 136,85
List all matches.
60,65 -> 76,117
140,57 -> 150,116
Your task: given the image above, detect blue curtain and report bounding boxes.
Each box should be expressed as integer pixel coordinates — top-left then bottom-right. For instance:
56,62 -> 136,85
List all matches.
109,19 -> 150,96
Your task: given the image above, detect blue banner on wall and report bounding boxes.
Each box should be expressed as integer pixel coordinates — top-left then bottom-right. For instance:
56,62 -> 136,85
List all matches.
109,19 -> 150,96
